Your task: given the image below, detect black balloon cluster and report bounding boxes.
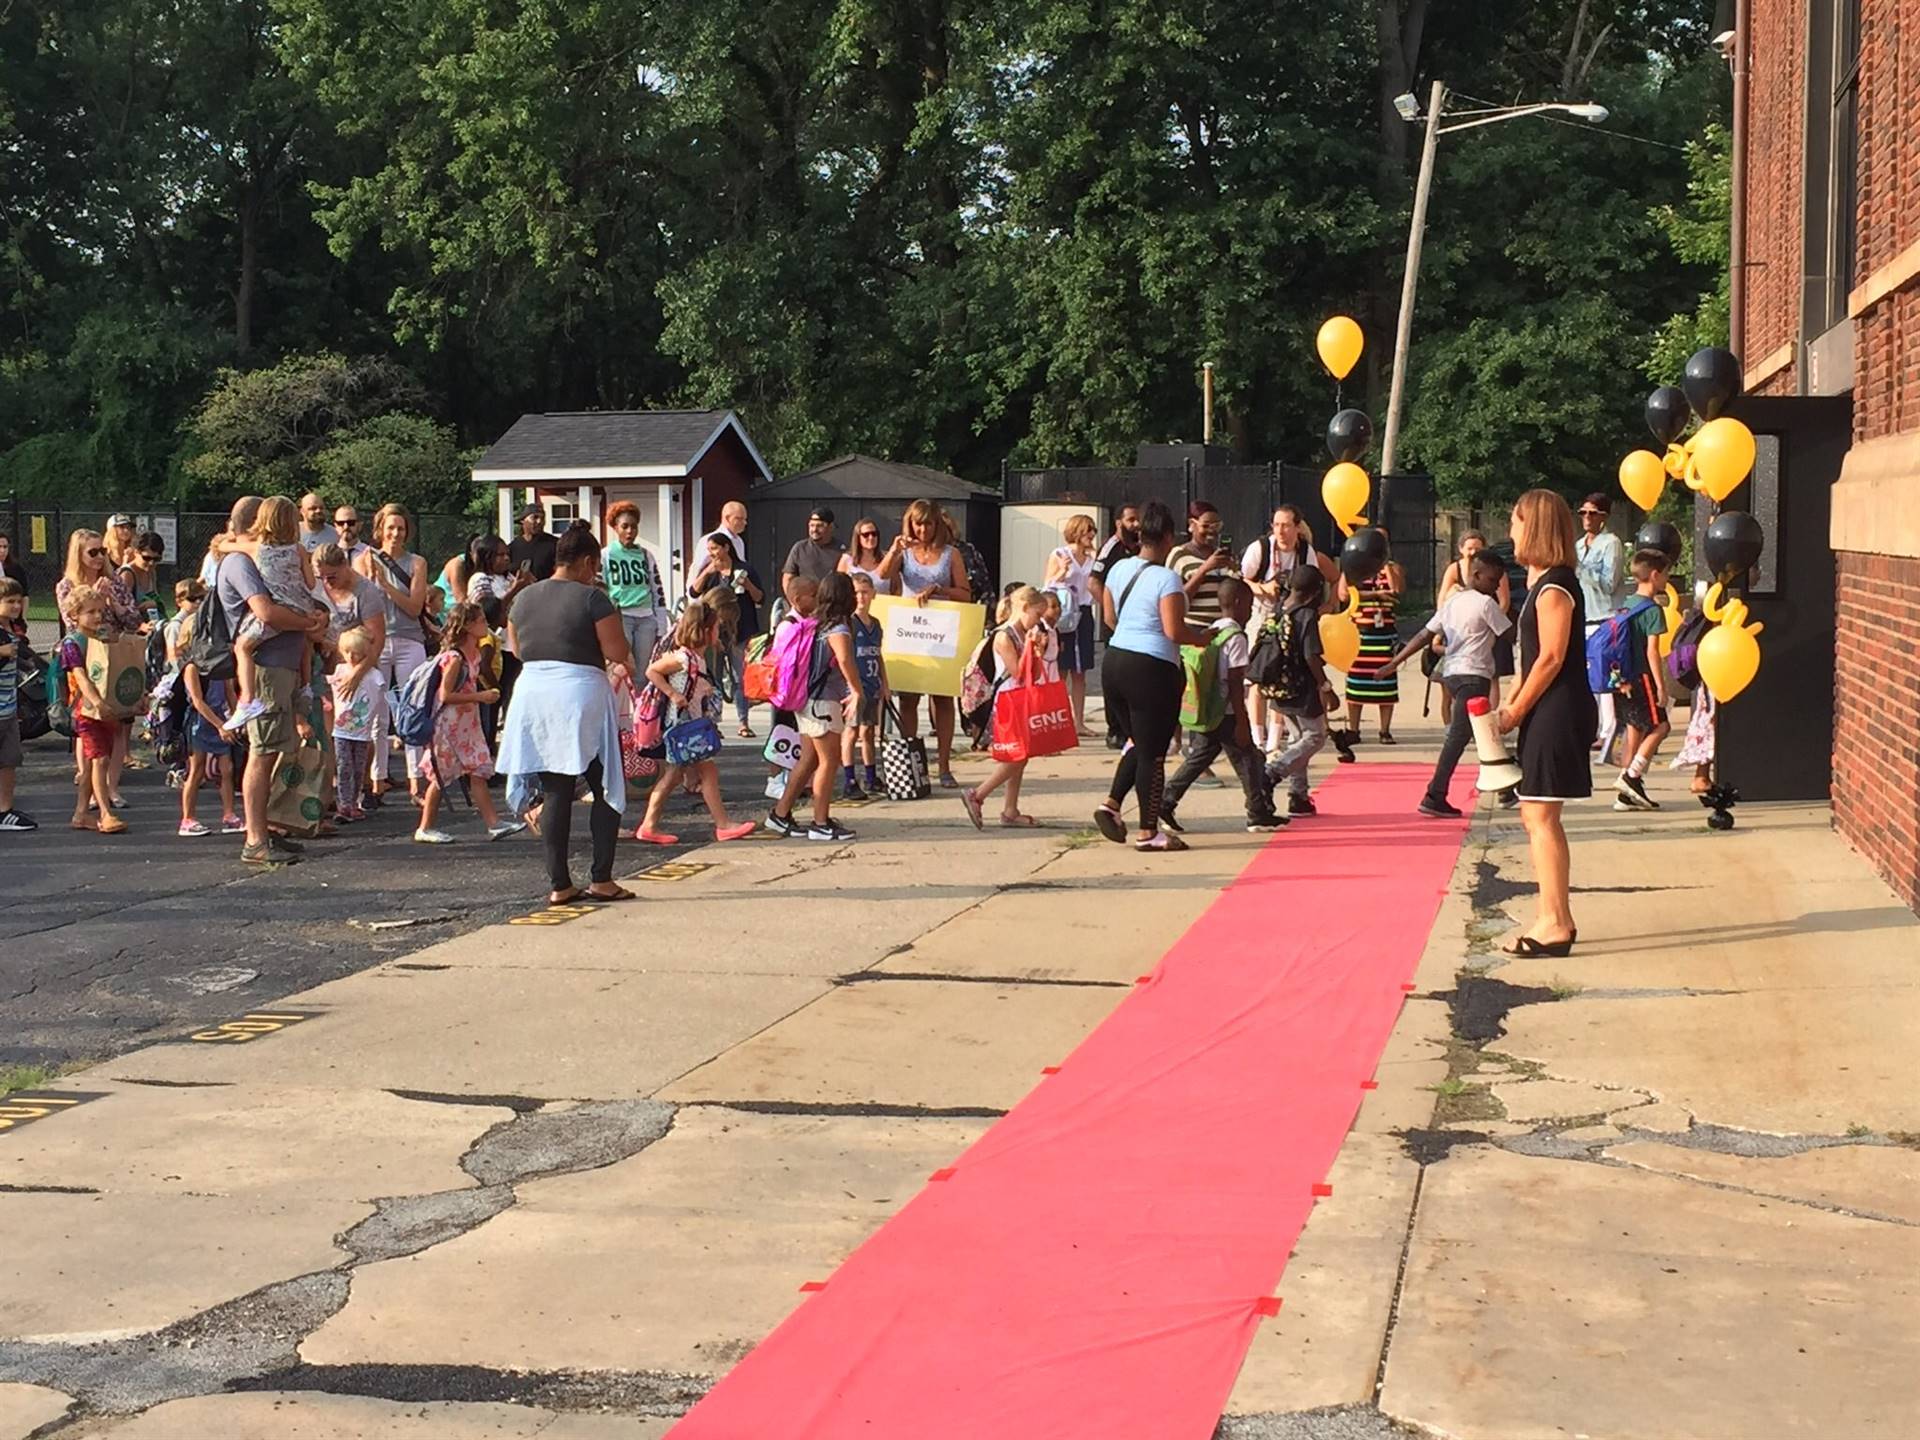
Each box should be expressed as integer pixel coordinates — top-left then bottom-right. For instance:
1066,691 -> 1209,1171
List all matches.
1640,346 -> 1765,585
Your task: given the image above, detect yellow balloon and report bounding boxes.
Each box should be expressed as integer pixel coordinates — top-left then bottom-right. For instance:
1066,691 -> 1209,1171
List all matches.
1657,583 -> 1683,658
1322,461 -> 1370,535
1696,616 -> 1763,702
1663,442 -> 1690,479
1319,609 -> 1361,672
1317,316 -> 1364,381
1618,450 -> 1667,511
1691,416 -> 1757,503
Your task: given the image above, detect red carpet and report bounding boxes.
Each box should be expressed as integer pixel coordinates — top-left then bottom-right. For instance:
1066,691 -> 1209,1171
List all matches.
672,764 -> 1468,1440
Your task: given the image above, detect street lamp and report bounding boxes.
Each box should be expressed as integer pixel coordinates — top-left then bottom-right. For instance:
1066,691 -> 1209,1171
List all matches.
1377,82 -> 1610,512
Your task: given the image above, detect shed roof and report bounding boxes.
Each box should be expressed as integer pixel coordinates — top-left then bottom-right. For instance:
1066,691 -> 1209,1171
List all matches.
472,410 -> 771,483
756,455 -> 997,501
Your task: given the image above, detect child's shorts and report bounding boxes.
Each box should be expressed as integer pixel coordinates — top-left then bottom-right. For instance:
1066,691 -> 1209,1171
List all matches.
797,698 -> 848,738
1616,674 -> 1664,734
188,710 -> 232,757
74,713 -> 116,761
0,715 -> 20,770
233,612 -> 280,647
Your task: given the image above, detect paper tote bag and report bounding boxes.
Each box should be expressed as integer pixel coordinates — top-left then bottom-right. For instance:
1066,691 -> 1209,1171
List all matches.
265,741 -> 327,837
989,650 -> 1078,764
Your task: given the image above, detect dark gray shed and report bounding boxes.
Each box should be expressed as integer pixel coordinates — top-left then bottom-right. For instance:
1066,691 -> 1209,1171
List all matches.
748,456 -> 1002,596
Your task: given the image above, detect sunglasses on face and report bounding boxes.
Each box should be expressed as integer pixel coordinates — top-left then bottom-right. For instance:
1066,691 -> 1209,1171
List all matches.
334,518 -> 358,527
1579,509 -> 1602,518
86,547 -> 106,557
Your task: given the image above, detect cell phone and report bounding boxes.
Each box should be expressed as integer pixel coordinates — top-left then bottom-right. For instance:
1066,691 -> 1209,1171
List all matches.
518,561 -> 533,575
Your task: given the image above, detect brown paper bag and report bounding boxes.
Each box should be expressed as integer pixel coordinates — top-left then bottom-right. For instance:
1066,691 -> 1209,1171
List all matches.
266,741 -> 327,837
83,635 -> 149,720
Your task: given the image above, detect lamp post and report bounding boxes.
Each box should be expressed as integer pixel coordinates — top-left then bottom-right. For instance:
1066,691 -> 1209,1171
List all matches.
1377,82 -> 1610,517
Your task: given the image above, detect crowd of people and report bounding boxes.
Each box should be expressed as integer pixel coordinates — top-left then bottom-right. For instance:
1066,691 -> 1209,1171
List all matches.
0,486 -> 1702,936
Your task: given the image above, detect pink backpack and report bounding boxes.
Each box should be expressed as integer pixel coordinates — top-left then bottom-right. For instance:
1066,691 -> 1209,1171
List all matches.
767,616 -> 824,710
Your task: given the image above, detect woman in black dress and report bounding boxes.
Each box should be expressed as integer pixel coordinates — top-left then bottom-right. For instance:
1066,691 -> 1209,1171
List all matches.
1496,489 -> 1596,956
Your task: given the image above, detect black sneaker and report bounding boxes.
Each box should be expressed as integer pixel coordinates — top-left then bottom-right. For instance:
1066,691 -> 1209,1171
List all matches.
1287,795 -> 1317,817
765,810 -> 799,837
1497,788 -> 1519,809
844,781 -> 869,802
0,809 -> 38,832
808,819 -> 856,842
1331,730 -> 1357,763
1418,797 -> 1463,819
1615,773 -> 1658,810
1160,811 -> 1185,834
1246,815 -> 1289,832
1104,733 -> 1124,751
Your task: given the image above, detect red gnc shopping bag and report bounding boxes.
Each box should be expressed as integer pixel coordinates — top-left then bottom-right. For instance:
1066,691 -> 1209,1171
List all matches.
990,646 -> 1078,764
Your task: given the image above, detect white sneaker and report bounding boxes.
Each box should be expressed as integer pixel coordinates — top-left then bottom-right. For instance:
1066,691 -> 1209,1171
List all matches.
221,698 -> 267,733
488,821 -> 527,841
413,828 -> 455,844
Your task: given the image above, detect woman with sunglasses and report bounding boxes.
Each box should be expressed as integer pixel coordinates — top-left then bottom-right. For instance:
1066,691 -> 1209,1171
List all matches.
838,518 -> 896,595
1574,492 -> 1625,763
118,531 -> 169,629
57,530 -> 144,635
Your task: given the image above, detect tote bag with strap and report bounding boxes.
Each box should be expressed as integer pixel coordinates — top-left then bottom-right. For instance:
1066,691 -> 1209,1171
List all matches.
989,642 -> 1078,764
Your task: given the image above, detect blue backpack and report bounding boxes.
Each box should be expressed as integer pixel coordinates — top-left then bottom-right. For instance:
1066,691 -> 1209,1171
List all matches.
389,654 -> 445,746
1584,599 -> 1656,693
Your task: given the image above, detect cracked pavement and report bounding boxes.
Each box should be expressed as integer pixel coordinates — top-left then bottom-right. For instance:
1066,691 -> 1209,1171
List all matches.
4,714 -> 1918,1438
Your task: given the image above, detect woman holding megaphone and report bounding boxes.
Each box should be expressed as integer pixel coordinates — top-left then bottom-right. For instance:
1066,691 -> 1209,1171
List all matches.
1496,490 -> 1597,957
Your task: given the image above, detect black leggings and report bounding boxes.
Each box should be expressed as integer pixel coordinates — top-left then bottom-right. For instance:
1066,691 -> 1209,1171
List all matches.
1102,647 -> 1184,833
540,758 -> 620,890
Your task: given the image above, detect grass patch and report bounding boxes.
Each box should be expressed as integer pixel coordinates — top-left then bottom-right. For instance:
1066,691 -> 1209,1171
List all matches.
1547,977 -> 1584,999
0,1064 -> 58,1098
1430,1077 -> 1472,1097
1844,1122 -> 1874,1139
1060,827 -> 1103,850
1431,1080 -> 1503,1126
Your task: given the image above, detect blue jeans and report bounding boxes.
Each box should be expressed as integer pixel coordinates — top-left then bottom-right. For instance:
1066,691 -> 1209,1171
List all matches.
1429,673 -> 1491,804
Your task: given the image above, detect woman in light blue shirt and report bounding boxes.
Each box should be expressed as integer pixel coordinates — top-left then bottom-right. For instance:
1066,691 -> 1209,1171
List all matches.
1094,500 -> 1209,852
1575,491 -> 1625,760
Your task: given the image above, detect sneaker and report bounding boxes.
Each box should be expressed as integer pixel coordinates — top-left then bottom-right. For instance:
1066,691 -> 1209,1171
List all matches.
1159,811 -> 1185,834
0,809 -> 39,832
488,820 -> 528,841
808,819 -> 856,842
1418,797 -> 1464,819
1287,795 -> 1317,817
177,818 -> 210,837
1615,773 -> 1658,810
1104,733 -> 1124,751
765,811 -> 799,838
221,697 -> 267,733
1246,816 -> 1289,832
221,814 -> 246,834
844,781 -> 869,803
1497,788 -> 1519,809
413,828 -> 455,844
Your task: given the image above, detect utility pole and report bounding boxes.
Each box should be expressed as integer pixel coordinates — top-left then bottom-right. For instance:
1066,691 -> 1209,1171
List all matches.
1378,79 -> 1446,524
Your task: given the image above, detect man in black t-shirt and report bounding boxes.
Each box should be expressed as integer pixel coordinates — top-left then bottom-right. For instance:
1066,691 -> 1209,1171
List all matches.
507,506 -> 559,581
1086,503 -> 1141,748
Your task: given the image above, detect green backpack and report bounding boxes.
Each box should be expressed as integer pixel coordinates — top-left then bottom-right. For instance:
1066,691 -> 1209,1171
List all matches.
1178,623 -> 1238,733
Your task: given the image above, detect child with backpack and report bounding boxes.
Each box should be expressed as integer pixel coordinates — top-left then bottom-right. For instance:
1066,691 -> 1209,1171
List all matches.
178,606 -> 241,838
959,585 -> 1051,830
1260,567 -> 1339,817
328,626 -> 385,823
0,577 -> 30,832
413,601 -> 523,844
845,574 -> 887,800
767,572 -> 864,841
633,599 -> 757,845
1161,578 -> 1284,834
1385,549 -> 1513,818
58,585 -> 127,834
1610,549 -> 1672,811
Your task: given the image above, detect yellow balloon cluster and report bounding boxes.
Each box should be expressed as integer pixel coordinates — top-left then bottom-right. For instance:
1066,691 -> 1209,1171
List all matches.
1621,418 -> 1758,509
1321,461 -> 1370,537
1657,583 -> 1683,658
1695,582 -> 1764,701
1316,316 -> 1364,381
1319,589 -> 1362,672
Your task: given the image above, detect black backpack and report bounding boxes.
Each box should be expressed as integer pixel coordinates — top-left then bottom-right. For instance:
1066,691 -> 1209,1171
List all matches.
957,541 -> 993,610
184,570 -> 238,683
1251,609 -> 1313,706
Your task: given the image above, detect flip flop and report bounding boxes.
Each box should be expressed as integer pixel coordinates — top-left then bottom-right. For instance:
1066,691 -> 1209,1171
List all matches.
999,813 -> 1039,827
960,791 -> 984,830
70,818 -> 99,831
97,818 -> 128,835
586,884 -> 638,902
1092,806 -> 1127,844
549,887 -> 587,905
737,726 -> 756,739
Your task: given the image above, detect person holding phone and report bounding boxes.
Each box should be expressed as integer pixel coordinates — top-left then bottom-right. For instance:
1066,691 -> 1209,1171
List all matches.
1169,501 -> 1236,626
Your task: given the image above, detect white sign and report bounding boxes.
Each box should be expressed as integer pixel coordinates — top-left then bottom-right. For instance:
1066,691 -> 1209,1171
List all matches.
884,604 -> 963,660
151,516 -> 178,563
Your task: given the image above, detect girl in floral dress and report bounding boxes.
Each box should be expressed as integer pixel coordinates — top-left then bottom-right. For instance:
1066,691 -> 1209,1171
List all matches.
414,601 -> 526,844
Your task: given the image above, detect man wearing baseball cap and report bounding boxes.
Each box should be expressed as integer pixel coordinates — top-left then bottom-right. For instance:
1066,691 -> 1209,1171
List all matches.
781,507 -> 845,604
507,504 -> 559,581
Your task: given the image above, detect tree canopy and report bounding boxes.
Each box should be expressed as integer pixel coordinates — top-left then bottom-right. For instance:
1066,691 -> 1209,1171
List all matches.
0,0 -> 1729,512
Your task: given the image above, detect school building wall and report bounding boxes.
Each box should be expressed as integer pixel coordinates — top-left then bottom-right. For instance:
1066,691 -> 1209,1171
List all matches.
1741,0 -> 1920,910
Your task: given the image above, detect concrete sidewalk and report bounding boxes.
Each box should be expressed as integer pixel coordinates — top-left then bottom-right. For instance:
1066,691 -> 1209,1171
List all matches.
3,702 -> 1916,1439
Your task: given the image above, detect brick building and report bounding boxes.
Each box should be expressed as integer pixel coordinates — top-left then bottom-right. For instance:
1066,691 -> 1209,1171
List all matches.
1736,0 -> 1919,910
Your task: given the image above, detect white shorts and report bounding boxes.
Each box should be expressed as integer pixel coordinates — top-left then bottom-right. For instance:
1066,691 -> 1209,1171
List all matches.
796,698 -> 848,738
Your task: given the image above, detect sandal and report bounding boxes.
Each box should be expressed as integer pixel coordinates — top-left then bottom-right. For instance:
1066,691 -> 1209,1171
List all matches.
999,812 -> 1039,827
585,884 -> 637,902
97,817 -> 129,835
70,817 -> 99,831
737,725 -> 756,739
1093,805 -> 1127,844
960,791 -> 984,831
1378,732 -> 1397,746
549,886 -> 587,905
939,772 -> 961,790
1135,831 -> 1188,852
1501,930 -> 1577,957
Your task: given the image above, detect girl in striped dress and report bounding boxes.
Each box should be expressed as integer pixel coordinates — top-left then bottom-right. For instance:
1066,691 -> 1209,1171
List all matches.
1342,554 -> 1406,744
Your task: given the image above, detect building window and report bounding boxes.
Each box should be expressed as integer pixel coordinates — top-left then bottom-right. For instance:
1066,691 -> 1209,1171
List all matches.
1806,0 -> 1861,337
1829,0 -> 1860,305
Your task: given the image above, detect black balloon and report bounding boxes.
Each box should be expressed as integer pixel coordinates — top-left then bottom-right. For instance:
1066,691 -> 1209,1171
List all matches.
1339,527 -> 1389,585
1634,521 -> 1683,562
1702,510 -> 1764,582
1645,386 -> 1691,446
1683,347 -> 1744,422
1326,408 -> 1374,463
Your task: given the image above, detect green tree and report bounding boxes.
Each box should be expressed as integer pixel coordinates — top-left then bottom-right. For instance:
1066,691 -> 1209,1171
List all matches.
1646,124 -> 1731,382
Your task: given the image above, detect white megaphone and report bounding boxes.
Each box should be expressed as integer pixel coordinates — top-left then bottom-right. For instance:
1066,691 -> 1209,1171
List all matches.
1466,696 -> 1525,793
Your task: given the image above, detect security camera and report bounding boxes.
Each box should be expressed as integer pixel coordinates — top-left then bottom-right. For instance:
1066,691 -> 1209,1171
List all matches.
1393,92 -> 1421,122
1712,29 -> 1736,58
